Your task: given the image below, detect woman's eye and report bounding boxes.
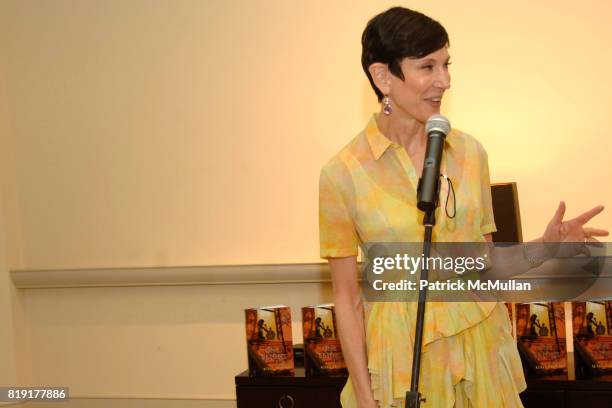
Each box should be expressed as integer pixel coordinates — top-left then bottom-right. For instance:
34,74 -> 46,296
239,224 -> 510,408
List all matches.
422,65 -> 433,70
445,62 -> 453,68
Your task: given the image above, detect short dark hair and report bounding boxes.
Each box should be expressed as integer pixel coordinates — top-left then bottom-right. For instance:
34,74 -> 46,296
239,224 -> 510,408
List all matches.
361,7 -> 449,101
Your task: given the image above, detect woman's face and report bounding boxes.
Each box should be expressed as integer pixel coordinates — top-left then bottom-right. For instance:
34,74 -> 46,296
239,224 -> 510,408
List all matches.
388,46 -> 451,123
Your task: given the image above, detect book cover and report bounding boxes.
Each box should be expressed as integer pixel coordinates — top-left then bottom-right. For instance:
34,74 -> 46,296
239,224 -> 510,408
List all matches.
302,304 -> 347,376
572,301 -> 612,380
516,302 -> 568,379
245,305 -> 294,376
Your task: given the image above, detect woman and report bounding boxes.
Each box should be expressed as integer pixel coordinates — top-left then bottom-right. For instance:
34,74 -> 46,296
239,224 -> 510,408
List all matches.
319,7 -> 607,408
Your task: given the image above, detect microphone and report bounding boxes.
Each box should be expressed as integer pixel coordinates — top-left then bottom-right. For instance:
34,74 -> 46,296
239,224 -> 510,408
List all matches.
417,115 -> 451,215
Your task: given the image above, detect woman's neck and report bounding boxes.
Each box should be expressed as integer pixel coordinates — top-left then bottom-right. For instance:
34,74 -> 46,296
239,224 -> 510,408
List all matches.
376,110 -> 427,155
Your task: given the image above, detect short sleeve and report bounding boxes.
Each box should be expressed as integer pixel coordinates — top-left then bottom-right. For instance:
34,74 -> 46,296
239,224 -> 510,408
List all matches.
319,167 -> 358,258
479,149 -> 497,236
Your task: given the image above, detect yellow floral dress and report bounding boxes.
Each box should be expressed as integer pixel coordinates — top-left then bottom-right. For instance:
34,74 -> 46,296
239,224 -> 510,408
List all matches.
319,114 -> 526,407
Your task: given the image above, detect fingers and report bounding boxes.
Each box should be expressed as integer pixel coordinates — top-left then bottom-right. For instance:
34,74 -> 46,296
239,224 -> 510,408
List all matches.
575,205 -> 605,225
585,238 -> 605,251
583,227 -> 610,237
551,201 -> 566,225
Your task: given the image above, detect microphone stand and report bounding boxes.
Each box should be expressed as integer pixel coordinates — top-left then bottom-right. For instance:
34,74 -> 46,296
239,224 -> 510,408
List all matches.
405,187 -> 438,408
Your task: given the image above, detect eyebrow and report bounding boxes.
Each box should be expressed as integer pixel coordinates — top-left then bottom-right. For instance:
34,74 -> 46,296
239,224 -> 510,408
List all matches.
418,56 -> 452,64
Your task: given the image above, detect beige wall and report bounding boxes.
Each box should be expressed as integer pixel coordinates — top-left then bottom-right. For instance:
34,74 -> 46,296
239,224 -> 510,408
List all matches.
0,196 -> 19,403
0,38 -> 25,404
0,0 -> 609,270
23,282 -> 332,401
0,0 -> 611,405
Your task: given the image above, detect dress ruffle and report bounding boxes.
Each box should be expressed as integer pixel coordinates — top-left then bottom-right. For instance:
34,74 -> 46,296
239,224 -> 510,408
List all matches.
341,302 -> 526,408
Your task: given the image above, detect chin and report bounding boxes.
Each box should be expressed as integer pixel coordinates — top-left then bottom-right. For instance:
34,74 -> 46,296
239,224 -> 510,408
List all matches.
423,109 -> 441,121
429,106 -> 441,115
417,112 -> 433,123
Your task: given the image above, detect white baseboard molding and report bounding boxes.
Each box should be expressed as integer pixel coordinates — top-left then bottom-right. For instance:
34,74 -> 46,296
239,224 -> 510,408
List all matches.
11,263 -> 332,289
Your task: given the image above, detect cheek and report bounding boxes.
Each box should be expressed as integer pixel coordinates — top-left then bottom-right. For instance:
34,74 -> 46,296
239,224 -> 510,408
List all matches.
402,79 -> 429,104
395,83 -> 421,106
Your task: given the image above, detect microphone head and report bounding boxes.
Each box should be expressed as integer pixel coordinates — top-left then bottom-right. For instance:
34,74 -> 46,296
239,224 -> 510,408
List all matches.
426,115 -> 451,137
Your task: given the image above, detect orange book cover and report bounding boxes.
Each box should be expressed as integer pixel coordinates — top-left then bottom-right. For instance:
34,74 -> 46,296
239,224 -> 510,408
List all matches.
302,304 -> 347,376
572,301 -> 612,380
245,305 -> 294,376
516,302 -> 568,379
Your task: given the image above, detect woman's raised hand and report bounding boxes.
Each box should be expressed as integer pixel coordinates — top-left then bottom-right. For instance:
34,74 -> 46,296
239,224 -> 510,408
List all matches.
542,201 -> 609,243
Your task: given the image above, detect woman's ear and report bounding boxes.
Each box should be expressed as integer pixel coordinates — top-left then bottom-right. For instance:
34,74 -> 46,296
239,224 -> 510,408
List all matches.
368,63 -> 391,96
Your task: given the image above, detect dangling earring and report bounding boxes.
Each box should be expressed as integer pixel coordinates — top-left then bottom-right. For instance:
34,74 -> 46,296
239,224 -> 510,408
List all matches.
382,95 -> 392,115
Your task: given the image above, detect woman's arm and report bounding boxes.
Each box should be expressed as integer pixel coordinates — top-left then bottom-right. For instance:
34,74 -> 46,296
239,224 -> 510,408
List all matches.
329,256 -> 377,408
481,203 -> 608,280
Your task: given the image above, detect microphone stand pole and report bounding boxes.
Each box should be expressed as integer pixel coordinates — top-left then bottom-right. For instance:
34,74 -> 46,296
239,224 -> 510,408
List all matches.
405,208 -> 436,408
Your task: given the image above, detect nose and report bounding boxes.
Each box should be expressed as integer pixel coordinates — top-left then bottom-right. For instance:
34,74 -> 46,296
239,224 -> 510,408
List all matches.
435,68 -> 451,90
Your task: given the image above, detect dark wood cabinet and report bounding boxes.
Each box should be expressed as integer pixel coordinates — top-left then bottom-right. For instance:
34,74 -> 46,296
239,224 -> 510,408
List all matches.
236,371 -> 612,408
235,368 -> 346,408
521,380 -> 612,408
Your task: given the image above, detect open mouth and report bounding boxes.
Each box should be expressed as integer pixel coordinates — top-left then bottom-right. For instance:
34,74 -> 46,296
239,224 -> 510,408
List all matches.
425,96 -> 442,107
